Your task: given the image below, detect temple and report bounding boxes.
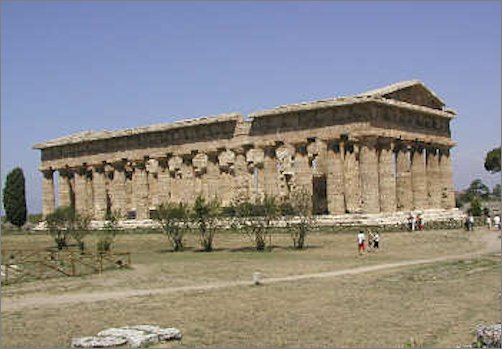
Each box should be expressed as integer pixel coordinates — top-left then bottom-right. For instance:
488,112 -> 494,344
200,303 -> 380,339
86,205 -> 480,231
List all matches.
33,80 -> 457,221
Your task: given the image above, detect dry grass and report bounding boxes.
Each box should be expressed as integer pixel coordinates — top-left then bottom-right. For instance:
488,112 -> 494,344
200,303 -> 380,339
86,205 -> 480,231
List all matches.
1,228 -> 500,347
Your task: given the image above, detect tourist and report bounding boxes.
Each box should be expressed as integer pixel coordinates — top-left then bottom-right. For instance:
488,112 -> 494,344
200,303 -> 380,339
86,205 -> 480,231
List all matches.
408,214 -> 415,231
494,215 -> 501,230
468,214 -> 475,231
367,230 -> 374,252
357,230 -> 365,254
486,216 -> 492,229
373,231 -> 380,250
417,214 -> 424,231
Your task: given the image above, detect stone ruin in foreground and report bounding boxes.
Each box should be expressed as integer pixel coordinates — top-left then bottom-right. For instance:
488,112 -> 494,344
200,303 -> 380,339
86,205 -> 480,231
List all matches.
34,80 -> 462,226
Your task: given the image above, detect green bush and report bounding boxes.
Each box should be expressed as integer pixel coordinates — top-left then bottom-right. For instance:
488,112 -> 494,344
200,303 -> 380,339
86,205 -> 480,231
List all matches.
193,196 -> 221,252
153,202 -> 191,251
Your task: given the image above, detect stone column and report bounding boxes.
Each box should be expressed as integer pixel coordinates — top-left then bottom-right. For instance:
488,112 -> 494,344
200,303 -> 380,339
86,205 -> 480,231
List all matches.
58,169 -> 72,209
378,140 -> 396,212
439,148 -> 455,209
167,155 -> 183,203
359,138 -> 380,213
205,152 -> 220,201
395,144 -> 413,211
293,143 -> 313,199
146,158 -> 159,209
233,148 -> 250,202
343,143 -> 361,213
73,166 -> 88,215
181,154 -> 195,204
132,160 -> 149,220
263,146 -> 279,199
246,148 -> 265,202
426,147 -> 441,209
92,164 -> 107,220
326,141 -> 345,214
41,169 -> 55,217
111,161 -> 127,217
157,158 -> 170,206
411,145 -> 427,210
85,168 -> 94,218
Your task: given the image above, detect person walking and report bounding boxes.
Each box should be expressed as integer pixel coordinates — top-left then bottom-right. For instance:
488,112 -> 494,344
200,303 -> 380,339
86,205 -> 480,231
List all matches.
486,216 -> 492,229
373,231 -> 380,250
357,230 -> 366,254
494,215 -> 500,230
468,214 -> 475,231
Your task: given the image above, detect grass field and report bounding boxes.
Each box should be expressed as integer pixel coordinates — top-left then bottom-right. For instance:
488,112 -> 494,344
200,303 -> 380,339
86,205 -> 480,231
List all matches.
1,227 -> 500,347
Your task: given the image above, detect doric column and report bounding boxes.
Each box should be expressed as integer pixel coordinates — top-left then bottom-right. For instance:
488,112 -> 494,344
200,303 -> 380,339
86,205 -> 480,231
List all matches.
411,144 -> 427,210
262,146 -> 279,199
181,154 -> 196,204
395,144 -> 413,211
233,148 -> 251,202
426,147 -> 441,209
132,160 -> 149,220
41,169 -> 55,217
326,141 -> 345,215
359,137 -> 380,213
378,140 -> 396,212
167,155 -> 183,203
58,168 -> 73,209
111,160 -> 127,217
343,142 -> 361,213
92,164 -> 107,220
157,158 -> 170,206
146,158 -> 159,209
85,168 -> 94,218
293,142 -> 313,199
204,152 -> 220,201
246,148 -> 265,202
73,166 -> 88,215
439,147 -> 455,209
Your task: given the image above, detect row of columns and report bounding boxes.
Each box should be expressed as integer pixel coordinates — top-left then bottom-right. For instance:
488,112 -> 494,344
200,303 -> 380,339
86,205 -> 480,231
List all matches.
41,138 -> 456,220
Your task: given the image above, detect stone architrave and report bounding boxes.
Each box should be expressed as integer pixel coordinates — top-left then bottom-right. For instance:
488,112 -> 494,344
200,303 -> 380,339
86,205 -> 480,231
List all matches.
326,142 -> 345,214
58,169 -> 73,209
395,144 -> 413,211
378,141 -> 396,212
359,138 -> 380,213
41,169 -> 55,217
439,148 -> 455,209
132,161 -> 149,220
73,166 -> 88,215
426,147 -> 441,209
410,145 -> 427,210
343,143 -> 361,213
92,164 -> 108,220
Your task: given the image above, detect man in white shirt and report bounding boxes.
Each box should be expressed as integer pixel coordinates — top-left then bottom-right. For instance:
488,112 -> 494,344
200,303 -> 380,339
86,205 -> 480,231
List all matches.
494,215 -> 500,230
357,231 -> 365,254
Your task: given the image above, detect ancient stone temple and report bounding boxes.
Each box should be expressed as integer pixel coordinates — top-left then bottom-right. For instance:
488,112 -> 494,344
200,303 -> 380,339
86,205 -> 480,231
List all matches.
34,80 -> 457,221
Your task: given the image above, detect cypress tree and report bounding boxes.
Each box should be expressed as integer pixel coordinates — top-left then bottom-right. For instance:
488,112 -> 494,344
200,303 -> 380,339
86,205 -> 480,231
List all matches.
2,167 -> 27,228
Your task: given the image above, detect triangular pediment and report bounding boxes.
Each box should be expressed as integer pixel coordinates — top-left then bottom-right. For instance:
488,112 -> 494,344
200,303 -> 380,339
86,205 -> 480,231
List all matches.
358,80 -> 445,110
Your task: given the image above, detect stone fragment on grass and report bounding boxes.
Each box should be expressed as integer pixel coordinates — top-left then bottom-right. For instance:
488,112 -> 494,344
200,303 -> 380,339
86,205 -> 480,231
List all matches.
71,325 -> 182,348
476,324 -> 501,348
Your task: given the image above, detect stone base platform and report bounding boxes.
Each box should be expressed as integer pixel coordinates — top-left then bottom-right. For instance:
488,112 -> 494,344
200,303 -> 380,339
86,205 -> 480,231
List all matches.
35,209 -> 464,231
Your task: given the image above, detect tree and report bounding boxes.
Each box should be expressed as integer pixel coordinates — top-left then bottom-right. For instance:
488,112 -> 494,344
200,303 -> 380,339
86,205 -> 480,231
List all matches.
484,147 -> 501,173
2,167 -> 27,228
193,196 -> 221,252
492,184 -> 501,199
466,179 -> 490,200
153,202 -> 191,251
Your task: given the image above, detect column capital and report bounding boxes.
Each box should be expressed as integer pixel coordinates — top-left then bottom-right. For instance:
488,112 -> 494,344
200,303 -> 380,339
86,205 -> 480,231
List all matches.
41,168 -> 54,178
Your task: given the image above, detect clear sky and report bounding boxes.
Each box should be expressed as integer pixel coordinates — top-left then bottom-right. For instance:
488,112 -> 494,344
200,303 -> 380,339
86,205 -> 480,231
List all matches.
1,1 -> 500,214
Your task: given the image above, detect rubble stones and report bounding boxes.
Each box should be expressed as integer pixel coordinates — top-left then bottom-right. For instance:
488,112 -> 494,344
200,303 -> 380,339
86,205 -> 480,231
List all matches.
71,325 -> 182,348
475,324 -> 501,348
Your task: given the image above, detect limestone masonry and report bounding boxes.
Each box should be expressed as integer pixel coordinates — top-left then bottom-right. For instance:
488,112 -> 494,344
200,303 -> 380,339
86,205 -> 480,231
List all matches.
34,80 -> 457,221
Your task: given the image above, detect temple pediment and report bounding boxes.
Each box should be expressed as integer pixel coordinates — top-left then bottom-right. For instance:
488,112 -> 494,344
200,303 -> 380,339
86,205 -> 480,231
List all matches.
358,80 -> 445,110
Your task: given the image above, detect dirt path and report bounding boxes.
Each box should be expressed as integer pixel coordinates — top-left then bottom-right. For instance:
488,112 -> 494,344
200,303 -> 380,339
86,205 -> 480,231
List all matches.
2,231 -> 500,313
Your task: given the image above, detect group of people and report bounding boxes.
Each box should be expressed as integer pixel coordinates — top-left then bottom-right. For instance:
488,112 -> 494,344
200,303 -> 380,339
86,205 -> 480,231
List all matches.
407,213 -> 424,231
357,230 -> 380,254
465,214 -> 500,231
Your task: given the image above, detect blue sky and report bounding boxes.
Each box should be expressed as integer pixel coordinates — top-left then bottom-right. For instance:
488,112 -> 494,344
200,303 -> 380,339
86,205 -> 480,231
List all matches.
1,1 -> 500,214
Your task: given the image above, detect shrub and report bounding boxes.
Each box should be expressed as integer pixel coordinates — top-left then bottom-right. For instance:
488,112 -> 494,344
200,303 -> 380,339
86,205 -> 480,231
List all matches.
45,206 -> 74,250
288,188 -> 316,249
470,198 -> 483,217
97,210 -> 120,252
233,196 -> 279,251
2,167 -> 27,228
153,202 -> 191,251
193,196 -> 221,252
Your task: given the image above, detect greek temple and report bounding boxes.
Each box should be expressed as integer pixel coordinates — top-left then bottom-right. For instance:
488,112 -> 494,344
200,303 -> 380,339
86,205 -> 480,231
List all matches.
33,80 -> 457,221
